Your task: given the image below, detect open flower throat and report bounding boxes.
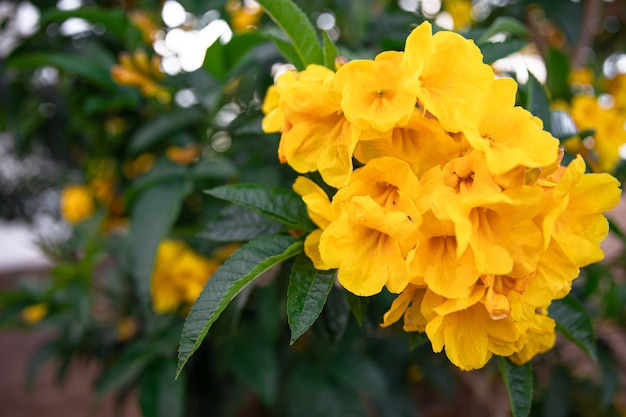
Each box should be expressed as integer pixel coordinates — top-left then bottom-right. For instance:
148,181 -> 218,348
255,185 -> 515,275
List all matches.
262,22 -> 621,371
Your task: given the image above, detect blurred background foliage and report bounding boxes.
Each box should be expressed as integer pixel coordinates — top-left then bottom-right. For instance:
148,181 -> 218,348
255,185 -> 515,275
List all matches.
1,0 -> 626,416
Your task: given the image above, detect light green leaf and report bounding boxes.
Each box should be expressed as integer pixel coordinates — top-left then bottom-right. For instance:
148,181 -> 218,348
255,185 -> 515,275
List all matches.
477,16 -> 530,44
480,39 -> 528,64
205,183 -> 316,231
6,53 -> 116,89
130,179 -> 192,305
549,295 -> 597,360
322,31 -> 339,70
257,0 -> 324,67
343,291 -> 370,327
525,71 -> 552,133
264,31 -> 306,69
498,357 -> 533,417
177,235 -> 303,376
203,205 -> 282,242
128,108 -> 204,155
288,254 -> 336,344
139,359 -> 186,417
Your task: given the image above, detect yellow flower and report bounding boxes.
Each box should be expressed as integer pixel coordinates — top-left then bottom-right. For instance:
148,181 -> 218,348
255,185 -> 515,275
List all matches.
261,84 -> 284,133
151,240 -> 220,314
509,312 -> 556,365
402,21 -> 495,134
568,67 -> 594,87
316,157 -> 422,296
60,185 -> 95,224
166,145 -> 201,165
275,65 -> 359,188
111,50 -> 170,103
226,0 -> 263,33
129,10 -> 160,43
21,303 -> 48,324
123,153 -> 155,179
444,0 -> 473,31
465,77 -> 560,175
336,51 -> 415,132
606,73 -> 626,111
569,95 -> 626,172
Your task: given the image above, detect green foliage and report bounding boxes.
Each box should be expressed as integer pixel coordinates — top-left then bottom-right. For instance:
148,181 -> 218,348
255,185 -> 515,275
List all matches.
498,358 -> 533,417
549,295 -> 598,360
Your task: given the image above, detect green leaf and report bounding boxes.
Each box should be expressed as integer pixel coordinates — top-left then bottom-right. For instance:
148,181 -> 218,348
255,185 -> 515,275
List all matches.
95,346 -> 154,398
322,31 -> 339,70
263,29 -> 306,69
343,291 -> 370,327
139,359 -> 186,417
480,39 -> 528,64
257,0 -> 324,67
408,332 -> 429,350
477,16 -> 530,44
177,235 -> 303,376
192,158 -> 238,180
6,53 -> 116,89
608,217 -> 626,244
130,179 -> 192,305
39,7 -> 132,40
204,205 -> 282,242
549,295 -> 598,360
205,183 -> 316,231
498,357 -> 533,417
525,71 -> 552,133
551,110 -> 578,140
128,108 -> 204,155
288,254 -> 336,344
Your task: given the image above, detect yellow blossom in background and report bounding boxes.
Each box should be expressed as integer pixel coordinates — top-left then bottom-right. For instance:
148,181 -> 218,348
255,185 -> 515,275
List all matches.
123,153 -> 155,179
21,303 -> 48,324
60,185 -> 95,224
444,0 -> 473,31
151,240 -> 220,314
111,49 -> 170,103
129,10 -> 161,43
226,0 -> 263,33
267,21 -> 623,370
606,73 -> 626,111
569,67 -> 594,87
166,145 -> 201,165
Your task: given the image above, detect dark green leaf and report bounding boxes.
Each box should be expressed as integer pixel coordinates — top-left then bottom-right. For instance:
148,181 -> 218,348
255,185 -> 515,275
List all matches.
257,0 -> 324,67
525,71 -> 552,133
177,235 -> 302,376
205,183 -> 316,231
480,39 -> 528,64
203,204 -> 282,242
95,346 -> 154,398
322,31 -> 339,70
343,291 -> 370,327
139,359 -> 186,417
128,108 -> 204,155
498,357 -> 533,417
39,7 -> 132,40
288,254 -> 336,344
549,295 -> 598,360
477,16 -> 530,44
320,287 -> 350,345
408,332 -> 429,350
130,179 -> 192,306
6,53 -> 116,89
546,47 -> 571,101
192,158 -> 238,180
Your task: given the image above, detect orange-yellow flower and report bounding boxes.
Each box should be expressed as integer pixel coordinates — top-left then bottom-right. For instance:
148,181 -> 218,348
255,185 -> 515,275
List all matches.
60,185 -> 95,224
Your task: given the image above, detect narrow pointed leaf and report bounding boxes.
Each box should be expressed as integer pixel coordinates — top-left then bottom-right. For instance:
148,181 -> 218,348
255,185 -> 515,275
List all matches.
205,184 -> 316,231
549,295 -> 597,360
177,235 -> 303,376
477,16 -> 530,44
257,0 -> 323,67
343,291 -> 370,327
288,254 -> 336,344
130,179 -> 192,306
322,31 -> 339,70
525,71 -> 552,133
498,357 -> 533,417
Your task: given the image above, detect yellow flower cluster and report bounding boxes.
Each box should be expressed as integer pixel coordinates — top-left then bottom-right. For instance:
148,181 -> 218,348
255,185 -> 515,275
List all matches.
111,49 -> 170,103
60,185 -> 95,224
151,240 -> 220,314
262,22 -> 622,370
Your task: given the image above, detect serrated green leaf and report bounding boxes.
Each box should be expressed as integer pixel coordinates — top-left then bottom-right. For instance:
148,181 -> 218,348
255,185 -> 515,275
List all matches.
477,16 -> 530,44
343,291 -> 370,327
525,71 -> 552,133
203,204 -> 282,242
205,183 -> 316,231
263,30 -> 306,69
177,235 -> 302,376
549,295 -> 597,360
288,254 -> 336,344
257,0 -> 324,67
322,31 -> 339,70
6,53 -> 116,89
128,108 -> 204,155
480,39 -> 528,64
498,357 -> 533,417
139,359 -> 186,417
130,179 -> 192,305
